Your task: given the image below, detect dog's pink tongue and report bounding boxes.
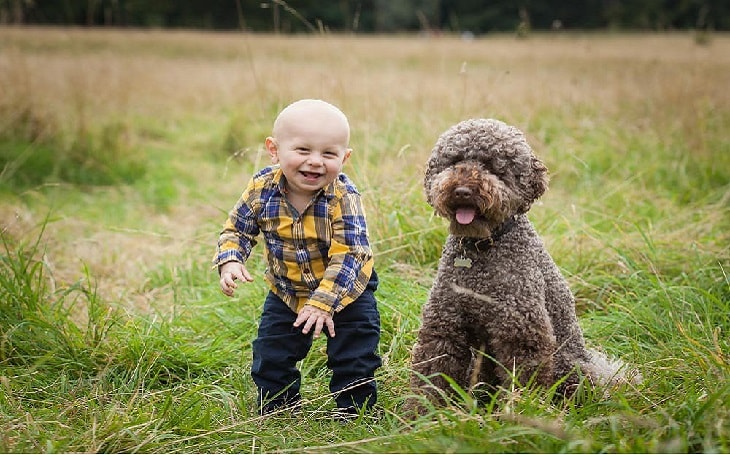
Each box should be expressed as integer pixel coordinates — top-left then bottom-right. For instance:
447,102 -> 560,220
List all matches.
455,207 -> 476,225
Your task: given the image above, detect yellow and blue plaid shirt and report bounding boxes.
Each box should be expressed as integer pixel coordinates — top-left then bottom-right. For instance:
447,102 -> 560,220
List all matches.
214,165 -> 374,314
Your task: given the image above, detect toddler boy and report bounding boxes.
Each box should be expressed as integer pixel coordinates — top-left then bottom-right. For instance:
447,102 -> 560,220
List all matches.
214,99 -> 381,417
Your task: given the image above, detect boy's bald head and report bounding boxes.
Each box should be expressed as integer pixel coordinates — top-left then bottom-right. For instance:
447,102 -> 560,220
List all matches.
272,99 -> 350,143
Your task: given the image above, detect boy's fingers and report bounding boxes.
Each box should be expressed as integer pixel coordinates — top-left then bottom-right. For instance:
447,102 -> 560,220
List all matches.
310,315 -> 334,339
293,310 -> 308,328
220,270 -> 250,296
302,316 -> 316,336
293,306 -> 335,338
221,274 -> 235,289
296,314 -> 319,338
311,318 -> 322,338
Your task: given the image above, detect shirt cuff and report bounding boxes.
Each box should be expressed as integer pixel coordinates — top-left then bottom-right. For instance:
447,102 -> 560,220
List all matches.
308,289 -> 341,315
211,250 -> 245,270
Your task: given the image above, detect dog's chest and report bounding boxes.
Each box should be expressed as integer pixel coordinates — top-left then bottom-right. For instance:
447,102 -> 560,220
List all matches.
444,238 -> 501,271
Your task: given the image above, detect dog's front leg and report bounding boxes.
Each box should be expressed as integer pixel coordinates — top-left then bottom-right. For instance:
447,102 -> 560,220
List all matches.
408,308 -> 472,411
488,308 -> 557,390
451,283 -> 558,390
475,302 -> 557,390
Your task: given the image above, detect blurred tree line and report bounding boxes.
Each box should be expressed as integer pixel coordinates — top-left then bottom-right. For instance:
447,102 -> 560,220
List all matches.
1,0 -> 726,32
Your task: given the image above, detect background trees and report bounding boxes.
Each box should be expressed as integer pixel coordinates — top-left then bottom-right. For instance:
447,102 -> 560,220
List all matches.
2,0 -> 727,32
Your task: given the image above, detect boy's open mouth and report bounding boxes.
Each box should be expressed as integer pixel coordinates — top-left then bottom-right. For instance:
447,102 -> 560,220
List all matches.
300,171 -> 323,180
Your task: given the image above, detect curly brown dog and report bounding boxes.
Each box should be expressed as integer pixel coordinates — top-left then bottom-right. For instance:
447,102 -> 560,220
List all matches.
408,118 -> 640,410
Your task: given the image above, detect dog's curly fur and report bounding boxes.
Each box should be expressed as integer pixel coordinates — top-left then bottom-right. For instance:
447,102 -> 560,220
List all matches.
409,118 -> 640,410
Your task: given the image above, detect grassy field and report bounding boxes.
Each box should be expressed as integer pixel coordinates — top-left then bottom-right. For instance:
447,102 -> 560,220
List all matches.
1,27 -> 729,453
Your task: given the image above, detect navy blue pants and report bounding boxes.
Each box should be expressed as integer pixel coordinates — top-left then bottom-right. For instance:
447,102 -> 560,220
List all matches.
251,271 -> 381,414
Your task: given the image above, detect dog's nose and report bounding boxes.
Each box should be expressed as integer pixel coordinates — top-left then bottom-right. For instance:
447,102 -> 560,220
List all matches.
454,187 -> 472,199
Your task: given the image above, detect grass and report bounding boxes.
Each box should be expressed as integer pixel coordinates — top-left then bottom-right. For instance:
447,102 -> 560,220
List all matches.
1,27 -> 729,452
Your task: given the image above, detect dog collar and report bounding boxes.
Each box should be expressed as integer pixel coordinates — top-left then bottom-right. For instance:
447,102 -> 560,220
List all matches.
458,215 -> 518,253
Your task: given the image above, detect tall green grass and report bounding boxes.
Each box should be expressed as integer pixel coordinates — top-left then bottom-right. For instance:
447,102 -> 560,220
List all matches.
0,108 -> 147,189
0,29 -> 728,453
2,235 -> 726,452
1,200 -> 727,453
0,51 -> 145,190
0,223 -> 115,374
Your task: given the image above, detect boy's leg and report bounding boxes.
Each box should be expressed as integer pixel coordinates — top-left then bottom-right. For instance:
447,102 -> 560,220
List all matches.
327,272 -> 381,412
251,292 -> 312,414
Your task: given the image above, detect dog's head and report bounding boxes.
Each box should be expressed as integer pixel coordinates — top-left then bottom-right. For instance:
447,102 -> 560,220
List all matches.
424,118 -> 548,238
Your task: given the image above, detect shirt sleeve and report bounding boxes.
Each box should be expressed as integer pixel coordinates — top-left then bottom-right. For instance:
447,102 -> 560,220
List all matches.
212,177 -> 261,270
307,190 -> 373,314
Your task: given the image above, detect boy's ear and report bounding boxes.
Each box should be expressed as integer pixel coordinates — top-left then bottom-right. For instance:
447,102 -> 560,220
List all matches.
342,148 -> 352,164
265,137 -> 279,163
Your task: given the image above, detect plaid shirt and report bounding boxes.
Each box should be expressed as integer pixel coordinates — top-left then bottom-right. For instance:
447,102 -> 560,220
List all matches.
214,165 -> 374,314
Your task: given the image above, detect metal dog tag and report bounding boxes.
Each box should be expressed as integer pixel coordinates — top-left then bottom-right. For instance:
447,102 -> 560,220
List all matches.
454,256 -> 472,268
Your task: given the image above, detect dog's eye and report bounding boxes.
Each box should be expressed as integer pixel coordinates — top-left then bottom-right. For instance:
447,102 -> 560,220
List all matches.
491,158 -> 506,173
438,150 -> 464,168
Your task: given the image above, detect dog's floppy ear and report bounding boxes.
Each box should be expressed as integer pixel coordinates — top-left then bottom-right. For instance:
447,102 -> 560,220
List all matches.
423,153 -> 439,206
530,155 -> 549,200
517,154 -> 549,213
423,130 -> 455,207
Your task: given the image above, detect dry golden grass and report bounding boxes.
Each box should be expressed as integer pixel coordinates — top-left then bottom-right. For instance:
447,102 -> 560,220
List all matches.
3,28 -> 727,127
1,27 -> 728,312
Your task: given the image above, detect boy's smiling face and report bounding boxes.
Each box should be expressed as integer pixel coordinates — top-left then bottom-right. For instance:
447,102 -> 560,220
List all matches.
266,100 -> 352,200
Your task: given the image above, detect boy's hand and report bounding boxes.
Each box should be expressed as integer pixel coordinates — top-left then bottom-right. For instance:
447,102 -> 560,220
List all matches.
294,304 -> 335,338
219,261 -> 253,296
